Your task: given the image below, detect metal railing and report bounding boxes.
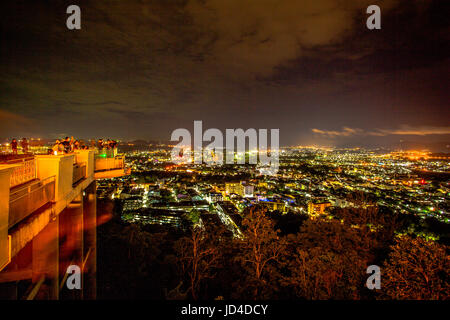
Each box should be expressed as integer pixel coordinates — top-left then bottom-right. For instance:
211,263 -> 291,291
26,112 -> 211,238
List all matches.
94,155 -> 124,172
72,162 -> 87,185
9,176 -> 55,228
6,157 -> 37,188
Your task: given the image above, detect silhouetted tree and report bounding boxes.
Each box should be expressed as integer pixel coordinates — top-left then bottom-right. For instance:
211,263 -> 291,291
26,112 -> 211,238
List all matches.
283,217 -> 372,299
269,211 -> 308,235
234,208 -> 286,299
332,195 -> 400,263
174,225 -> 225,299
97,222 -> 168,299
379,236 -> 449,300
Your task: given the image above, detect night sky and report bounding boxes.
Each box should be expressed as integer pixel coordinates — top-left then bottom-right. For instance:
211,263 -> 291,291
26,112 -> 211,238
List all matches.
1,0 -> 449,149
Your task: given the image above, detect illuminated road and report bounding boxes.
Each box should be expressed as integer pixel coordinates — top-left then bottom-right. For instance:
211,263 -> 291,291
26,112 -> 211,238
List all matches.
195,187 -> 243,238
215,203 -> 243,238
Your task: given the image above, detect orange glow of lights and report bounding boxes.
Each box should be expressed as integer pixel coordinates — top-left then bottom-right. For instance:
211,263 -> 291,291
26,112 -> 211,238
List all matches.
0,236 -> 11,272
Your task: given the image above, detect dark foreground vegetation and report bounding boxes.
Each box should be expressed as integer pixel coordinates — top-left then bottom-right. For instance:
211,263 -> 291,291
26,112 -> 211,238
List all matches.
97,198 -> 449,300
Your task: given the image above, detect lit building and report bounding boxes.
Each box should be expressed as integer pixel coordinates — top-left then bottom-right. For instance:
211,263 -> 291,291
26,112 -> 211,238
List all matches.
123,197 -> 143,211
225,182 -> 254,197
225,182 -> 244,196
260,201 -> 287,213
258,182 -> 268,189
207,192 -> 223,203
307,201 -> 332,216
243,185 -> 254,197
123,209 -> 186,229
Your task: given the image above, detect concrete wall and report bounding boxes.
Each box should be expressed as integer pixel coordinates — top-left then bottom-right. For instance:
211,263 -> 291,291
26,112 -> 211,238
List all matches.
0,165 -> 14,270
36,154 -> 74,202
9,154 -> 94,260
75,150 -> 95,178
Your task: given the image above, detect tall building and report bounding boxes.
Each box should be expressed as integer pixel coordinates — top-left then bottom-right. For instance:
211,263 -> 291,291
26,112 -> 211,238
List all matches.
0,149 -> 129,299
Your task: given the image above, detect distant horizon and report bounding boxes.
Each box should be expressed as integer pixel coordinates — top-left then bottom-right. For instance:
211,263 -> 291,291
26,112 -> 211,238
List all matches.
1,135 -> 449,153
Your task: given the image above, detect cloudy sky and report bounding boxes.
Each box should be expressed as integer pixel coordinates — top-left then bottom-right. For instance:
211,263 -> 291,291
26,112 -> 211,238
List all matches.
1,0 -> 449,149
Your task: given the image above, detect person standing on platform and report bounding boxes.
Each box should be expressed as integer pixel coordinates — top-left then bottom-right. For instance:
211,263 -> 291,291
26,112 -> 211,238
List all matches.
21,138 -> 29,154
11,138 -> 18,155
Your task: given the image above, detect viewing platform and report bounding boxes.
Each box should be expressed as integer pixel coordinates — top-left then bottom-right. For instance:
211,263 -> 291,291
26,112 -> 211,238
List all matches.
94,150 -> 130,179
0,149 -> 130,299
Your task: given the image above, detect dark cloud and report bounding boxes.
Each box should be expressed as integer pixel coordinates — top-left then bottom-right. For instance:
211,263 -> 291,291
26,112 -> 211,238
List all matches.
0,0 -> 448,149
0,110 -> 36,137
312,125 -> 450,137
